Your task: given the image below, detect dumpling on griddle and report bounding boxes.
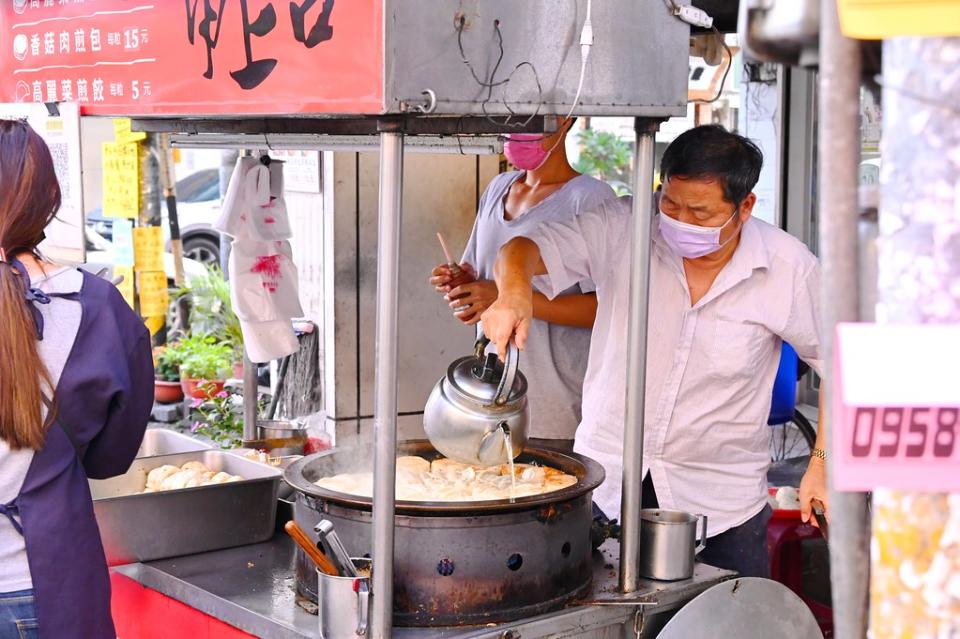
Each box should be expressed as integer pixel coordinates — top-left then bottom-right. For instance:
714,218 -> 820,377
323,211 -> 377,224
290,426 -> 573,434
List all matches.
396,456 -> 431,475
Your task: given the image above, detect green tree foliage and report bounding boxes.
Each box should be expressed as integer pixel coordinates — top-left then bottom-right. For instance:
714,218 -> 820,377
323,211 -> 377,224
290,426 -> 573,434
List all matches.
573,128 -> 633,196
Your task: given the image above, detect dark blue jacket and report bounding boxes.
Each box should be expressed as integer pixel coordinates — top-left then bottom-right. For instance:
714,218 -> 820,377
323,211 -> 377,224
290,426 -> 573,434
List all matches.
17,270 -> 153,638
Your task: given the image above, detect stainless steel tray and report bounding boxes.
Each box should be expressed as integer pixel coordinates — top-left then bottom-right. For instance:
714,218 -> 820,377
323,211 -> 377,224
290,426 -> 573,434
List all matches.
91,450 -> 282,566
136,428 -> 211,458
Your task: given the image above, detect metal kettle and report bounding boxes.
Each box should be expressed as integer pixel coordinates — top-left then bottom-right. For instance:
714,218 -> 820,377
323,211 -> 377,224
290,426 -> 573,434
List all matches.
423,332 -> 529,466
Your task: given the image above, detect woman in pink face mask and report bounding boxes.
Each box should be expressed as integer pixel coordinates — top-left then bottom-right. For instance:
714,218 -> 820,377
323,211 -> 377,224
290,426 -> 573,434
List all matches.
428,117 -> 617,451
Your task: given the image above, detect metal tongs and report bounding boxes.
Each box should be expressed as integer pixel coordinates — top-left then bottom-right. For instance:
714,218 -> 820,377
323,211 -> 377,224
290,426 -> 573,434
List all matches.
315,519 -> 360,578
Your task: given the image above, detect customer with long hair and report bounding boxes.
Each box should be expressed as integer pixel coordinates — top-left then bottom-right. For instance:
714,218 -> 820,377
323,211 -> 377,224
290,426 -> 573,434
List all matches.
0,119 -> 153,638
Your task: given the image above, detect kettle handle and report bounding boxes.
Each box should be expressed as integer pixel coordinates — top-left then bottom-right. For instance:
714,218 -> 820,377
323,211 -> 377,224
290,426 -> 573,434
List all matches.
474,329 -> 520,406
494,341 -> 520,406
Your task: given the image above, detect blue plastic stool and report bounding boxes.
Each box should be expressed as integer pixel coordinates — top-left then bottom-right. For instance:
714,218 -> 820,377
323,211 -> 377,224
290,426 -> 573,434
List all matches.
768,342 -> 799,426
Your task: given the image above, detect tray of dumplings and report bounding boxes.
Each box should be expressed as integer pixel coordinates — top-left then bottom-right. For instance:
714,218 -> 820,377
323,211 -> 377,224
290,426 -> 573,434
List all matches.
90,450 -> 283,566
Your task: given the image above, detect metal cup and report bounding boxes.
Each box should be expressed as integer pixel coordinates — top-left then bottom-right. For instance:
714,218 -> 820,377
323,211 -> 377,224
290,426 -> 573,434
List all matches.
637,509 -> 708,581
317,558 -> 371,638
256,419 -> 308,456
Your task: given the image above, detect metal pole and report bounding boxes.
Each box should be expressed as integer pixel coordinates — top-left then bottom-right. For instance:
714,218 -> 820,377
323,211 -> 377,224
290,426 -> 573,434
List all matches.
619,119 -> 658,593
817,1 -> 870,636
370,128 -> 404,639
242,353 -> 259,443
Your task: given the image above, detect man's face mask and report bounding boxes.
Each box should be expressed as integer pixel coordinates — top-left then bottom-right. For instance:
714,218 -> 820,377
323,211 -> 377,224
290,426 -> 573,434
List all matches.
658,207 -> 741,259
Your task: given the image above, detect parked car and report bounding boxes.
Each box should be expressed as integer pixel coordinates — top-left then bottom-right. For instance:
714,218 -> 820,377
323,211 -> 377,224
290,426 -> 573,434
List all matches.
86,168 -> 223,267
83,226 -> 208,287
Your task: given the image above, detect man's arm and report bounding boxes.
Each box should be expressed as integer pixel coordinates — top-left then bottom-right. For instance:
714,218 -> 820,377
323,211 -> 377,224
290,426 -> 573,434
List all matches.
532,292 -> 597,329
483,202 -> 616,357
799,390 -> 828,527
482,237 -> 546,360
448,283 -> 597,329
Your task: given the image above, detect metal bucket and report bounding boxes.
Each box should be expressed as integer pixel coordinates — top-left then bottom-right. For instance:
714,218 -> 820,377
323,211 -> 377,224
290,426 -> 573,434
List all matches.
318,558 -> 371,639
638,509 -> 707,581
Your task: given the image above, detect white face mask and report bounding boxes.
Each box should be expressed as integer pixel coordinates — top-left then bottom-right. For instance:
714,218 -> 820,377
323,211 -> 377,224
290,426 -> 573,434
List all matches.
658,208 -> 741,258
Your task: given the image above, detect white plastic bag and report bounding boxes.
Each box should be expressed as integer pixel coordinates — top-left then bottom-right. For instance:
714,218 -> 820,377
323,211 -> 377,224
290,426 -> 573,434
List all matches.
241,318 -> 299,364
215,156 -> 291,241
229,239 -> 304,322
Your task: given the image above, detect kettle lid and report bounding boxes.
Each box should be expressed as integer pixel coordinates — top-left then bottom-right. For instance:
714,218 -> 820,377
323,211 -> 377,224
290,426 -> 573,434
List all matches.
447,351 -> 528,404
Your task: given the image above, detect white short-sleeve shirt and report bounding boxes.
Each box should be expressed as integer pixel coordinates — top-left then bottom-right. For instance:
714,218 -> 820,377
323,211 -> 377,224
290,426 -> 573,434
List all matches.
463,172 -> 615,441
525,196 -> 822,536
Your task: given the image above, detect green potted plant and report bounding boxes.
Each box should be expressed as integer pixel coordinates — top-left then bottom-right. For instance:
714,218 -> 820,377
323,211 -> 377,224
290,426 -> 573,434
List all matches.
154,343 -> 186,403
173,267 -> 245,377
178,335 -> 234,400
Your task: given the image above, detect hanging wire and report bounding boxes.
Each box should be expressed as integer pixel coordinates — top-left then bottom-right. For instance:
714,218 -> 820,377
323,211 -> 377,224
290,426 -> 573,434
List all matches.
691,26 -> 733,105
456,16 -> 544,130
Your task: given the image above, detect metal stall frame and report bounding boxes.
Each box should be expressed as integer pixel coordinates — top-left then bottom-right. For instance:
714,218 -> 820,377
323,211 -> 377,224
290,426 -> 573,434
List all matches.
141,111 -> 662,635
817,1 -> 871,637
360,115 -> 663,636
620,119 -> 661,593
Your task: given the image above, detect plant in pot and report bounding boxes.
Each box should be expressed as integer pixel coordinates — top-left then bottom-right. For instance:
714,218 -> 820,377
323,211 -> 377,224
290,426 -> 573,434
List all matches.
173,267 -> 245,378
154,344 -> 186,403
179,336 -> 234,400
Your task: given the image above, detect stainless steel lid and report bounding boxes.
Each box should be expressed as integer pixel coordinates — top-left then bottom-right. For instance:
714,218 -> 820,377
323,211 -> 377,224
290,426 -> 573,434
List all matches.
447,352 -> 528,404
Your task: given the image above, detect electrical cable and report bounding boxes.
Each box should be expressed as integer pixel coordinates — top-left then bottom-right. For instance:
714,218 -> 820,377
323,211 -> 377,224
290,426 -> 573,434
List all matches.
691,26 -> 732,104
456,17 -> 544,129
456,0 -> 595,136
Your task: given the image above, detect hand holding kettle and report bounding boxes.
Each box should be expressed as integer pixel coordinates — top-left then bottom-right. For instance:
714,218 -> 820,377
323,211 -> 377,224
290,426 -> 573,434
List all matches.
479,273 -> 534,362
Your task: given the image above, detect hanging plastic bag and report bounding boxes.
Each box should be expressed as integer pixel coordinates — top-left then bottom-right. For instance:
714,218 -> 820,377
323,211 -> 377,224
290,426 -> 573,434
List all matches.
215,156 -> 292,241
241,318 -> 299,364
229,239 -> 304,323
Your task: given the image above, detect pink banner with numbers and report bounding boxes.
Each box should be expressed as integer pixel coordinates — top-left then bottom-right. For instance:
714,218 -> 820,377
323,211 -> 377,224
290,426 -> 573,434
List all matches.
833,323 -> 960,492
0,0 -> 383,115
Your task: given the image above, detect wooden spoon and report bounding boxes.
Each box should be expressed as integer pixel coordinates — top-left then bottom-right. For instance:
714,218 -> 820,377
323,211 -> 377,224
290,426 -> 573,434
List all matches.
284,520 -> 339,576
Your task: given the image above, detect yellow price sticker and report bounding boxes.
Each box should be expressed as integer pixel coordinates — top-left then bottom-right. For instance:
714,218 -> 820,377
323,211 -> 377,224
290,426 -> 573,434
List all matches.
138,271 -> 169,319
114,118 -> 148,143
133,226 -> 164,273
838,0 -> 960,38
102,142 -> 140,219
113,265 -> 135,308
144,315 -> 166,337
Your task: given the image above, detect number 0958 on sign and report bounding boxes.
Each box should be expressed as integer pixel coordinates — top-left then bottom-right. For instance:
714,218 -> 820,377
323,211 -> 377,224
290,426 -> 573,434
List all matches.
834,324 -> 960,492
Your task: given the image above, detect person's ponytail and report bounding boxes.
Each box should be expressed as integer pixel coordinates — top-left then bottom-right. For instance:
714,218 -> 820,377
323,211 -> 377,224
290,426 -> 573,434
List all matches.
0,119 -> 63,450
0,259 -> 53,449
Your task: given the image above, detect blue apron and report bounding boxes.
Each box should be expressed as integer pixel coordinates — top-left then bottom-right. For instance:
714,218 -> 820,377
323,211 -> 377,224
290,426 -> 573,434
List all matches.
0,269 -> 153,639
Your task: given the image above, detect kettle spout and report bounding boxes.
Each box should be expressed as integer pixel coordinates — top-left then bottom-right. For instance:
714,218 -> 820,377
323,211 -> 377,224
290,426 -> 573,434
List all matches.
477,422 -> 513,466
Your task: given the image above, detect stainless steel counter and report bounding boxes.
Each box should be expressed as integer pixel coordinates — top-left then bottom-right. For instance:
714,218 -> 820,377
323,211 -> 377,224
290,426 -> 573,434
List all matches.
112,536 -> 733,639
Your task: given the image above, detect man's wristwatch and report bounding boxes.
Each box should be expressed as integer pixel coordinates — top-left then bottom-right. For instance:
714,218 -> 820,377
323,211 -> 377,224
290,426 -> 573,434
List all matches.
811,447 -> 827,461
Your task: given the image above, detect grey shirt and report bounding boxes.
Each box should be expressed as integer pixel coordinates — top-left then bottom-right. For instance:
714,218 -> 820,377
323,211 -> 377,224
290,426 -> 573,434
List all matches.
0,267 -> 83,592
463,172 -> 615,440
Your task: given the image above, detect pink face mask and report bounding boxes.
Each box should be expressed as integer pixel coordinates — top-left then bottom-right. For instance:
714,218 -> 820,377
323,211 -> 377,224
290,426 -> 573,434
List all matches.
503,133 -> 551,171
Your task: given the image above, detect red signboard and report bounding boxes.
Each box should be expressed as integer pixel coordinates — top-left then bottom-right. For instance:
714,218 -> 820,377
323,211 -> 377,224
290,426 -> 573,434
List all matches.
0,0 -> 383,116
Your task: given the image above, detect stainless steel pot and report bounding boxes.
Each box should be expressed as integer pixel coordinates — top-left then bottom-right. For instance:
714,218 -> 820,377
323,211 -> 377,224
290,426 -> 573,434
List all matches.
423,333 -> 529,466
284,440 -> 605,626
638,509 -> 707,581
318,558 -> 371,639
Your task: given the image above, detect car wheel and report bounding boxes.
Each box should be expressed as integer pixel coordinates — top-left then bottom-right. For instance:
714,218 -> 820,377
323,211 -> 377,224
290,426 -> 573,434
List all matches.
183,235 -> 221,267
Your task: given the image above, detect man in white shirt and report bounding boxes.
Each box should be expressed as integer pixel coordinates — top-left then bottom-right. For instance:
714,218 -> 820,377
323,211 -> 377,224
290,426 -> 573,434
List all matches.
480,125 -> 829,578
